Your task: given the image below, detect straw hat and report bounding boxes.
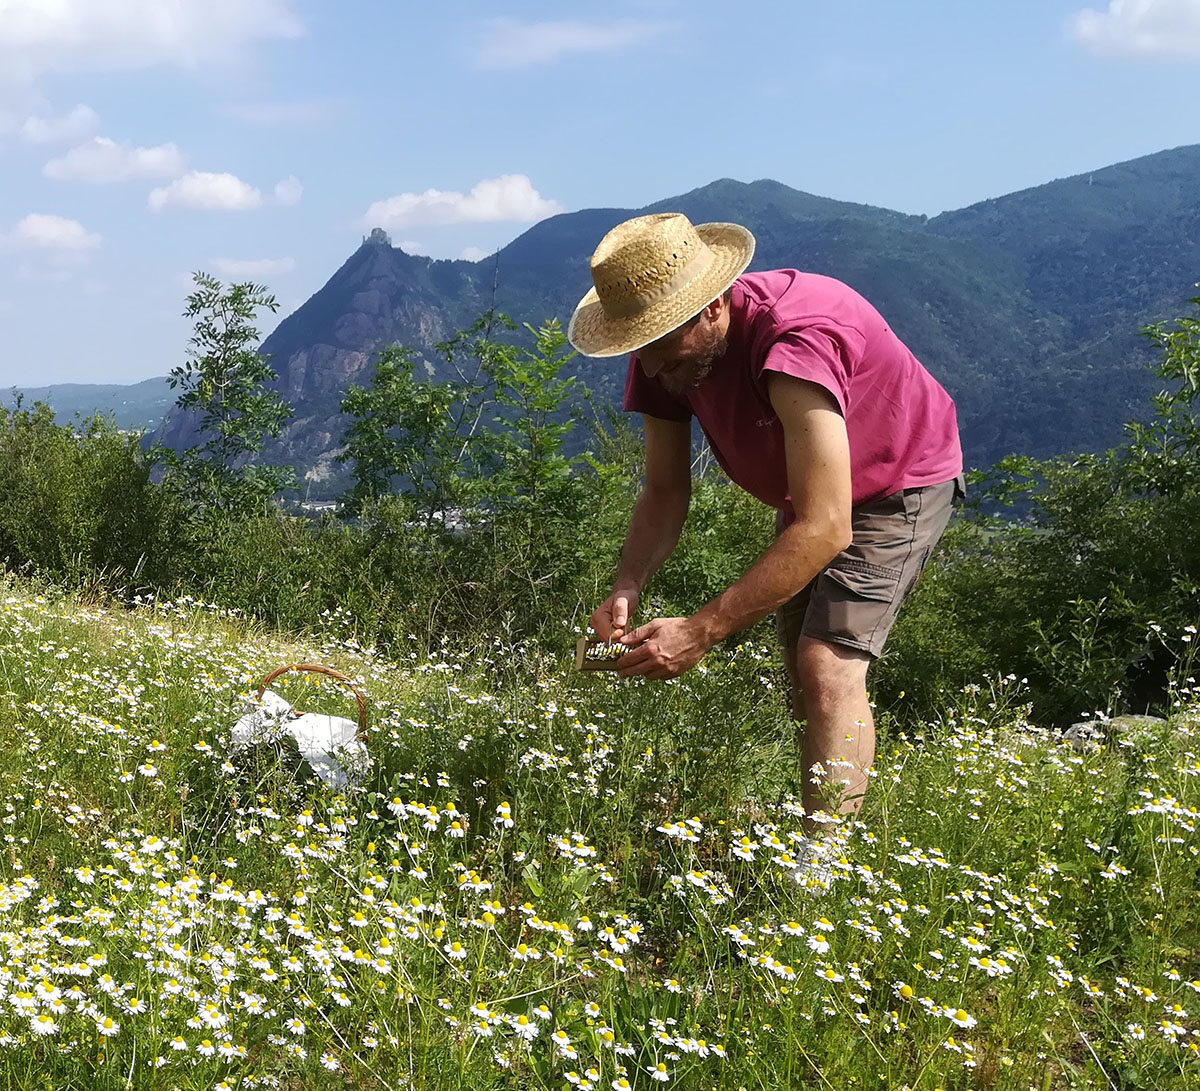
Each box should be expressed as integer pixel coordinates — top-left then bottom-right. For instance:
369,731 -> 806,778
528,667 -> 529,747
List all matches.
567,213 -> 755,358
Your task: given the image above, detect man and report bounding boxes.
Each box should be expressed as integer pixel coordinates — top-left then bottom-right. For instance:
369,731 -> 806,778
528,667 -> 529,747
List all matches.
569,212 -> 963,833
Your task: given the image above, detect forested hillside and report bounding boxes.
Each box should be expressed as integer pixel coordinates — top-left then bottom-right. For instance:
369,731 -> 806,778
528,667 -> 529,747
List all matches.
199,145 -> 1200,480
17,146 -> 1200,480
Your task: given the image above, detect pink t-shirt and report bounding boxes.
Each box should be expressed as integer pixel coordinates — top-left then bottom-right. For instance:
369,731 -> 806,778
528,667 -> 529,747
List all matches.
623,270 -> 962,511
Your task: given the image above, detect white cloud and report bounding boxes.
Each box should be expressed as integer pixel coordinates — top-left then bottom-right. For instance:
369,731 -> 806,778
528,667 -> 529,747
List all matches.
470,18 -> 668,69
1070,0 -> 1200,58
20,104 -> 99,144
211,257 -> 296,278
460,247 -> 491,262
148,171 -> 262,212
364,174 -> 564,230
399,240 -> 430,256
44,136 -> 187,182
273,176 -> 303,206
228,99 -> 332,125
0,0 -> 303,86
3,213 -> 98,284
6,213 -> 100,251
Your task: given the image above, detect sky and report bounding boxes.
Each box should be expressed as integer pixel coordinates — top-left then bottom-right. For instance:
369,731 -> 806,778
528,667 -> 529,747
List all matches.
1,0 -> 1199,386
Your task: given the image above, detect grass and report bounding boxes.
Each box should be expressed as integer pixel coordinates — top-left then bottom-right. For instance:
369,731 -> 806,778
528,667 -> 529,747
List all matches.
0,578 -> 1196,1090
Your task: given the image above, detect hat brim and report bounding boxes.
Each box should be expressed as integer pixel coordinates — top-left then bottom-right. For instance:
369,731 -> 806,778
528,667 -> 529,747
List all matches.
567,222 -> 755,358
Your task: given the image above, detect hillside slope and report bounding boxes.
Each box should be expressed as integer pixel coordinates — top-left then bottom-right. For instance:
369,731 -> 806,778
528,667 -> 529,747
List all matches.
152,147 -> 1200,480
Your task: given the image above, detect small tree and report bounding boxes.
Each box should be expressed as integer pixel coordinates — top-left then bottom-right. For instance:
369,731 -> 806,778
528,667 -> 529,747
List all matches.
337,311 -> 526,524
474,319 -> 582,524
337,345 -> 463,519
336,315 -> 615,636
1123,286 -> 1200,495
455,318 -> 595,626
158,272 -> 295,518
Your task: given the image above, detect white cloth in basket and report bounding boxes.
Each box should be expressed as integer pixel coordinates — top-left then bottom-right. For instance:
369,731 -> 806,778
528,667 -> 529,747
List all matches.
231,690 -> 370,790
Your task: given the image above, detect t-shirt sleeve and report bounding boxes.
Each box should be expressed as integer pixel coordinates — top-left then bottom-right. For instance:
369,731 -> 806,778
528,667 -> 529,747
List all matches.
622,354 -> 693,422
760,325 -> 862,417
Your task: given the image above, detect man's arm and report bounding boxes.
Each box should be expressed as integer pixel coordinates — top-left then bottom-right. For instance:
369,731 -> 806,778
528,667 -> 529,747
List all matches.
691,375 -> 852,640
590,414 -> 691,640
618,375 -> 852,677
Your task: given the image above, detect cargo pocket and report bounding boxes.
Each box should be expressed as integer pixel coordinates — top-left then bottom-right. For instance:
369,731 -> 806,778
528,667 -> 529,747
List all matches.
822,560 -> 902,602
810,560 -> 903,650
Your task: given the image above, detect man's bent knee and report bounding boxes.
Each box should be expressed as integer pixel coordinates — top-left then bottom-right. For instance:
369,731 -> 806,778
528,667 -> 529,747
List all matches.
793,636 -> 870,708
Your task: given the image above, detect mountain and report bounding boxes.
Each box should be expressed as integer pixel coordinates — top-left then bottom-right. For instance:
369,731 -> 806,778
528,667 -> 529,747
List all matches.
1,377 -> 173,431
160,145 -> 1200,485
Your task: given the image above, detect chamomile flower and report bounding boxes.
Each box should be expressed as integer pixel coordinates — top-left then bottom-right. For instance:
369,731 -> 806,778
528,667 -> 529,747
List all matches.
510,1013 -> 539,1040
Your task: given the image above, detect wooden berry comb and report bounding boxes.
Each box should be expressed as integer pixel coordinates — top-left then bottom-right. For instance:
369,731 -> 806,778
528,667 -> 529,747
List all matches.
574,638 -> 625,671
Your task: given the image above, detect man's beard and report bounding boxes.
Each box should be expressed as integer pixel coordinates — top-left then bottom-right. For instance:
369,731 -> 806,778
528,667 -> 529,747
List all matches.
657,330 -> 728,397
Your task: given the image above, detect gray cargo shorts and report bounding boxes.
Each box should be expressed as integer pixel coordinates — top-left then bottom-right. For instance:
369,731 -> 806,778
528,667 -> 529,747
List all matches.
775,476 -> 965,658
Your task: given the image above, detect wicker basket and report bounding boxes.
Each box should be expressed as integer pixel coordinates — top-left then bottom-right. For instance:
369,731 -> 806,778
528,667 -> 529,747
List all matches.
255,662 -> 369,742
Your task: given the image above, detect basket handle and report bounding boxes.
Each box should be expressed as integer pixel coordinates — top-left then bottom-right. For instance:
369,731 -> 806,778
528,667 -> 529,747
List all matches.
256,663 -> 368,740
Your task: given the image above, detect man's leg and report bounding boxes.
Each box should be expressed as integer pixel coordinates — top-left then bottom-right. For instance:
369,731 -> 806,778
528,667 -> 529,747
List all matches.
783,635 -> 873,828
776,478 -> 963,828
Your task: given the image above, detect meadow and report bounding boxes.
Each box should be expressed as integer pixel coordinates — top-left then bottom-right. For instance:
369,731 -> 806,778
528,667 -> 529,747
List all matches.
0,580 -> 1195,1090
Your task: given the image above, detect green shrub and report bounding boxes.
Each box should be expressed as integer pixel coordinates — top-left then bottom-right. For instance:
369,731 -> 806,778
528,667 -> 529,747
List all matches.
880,292 -> 1200,727
0,404 -> 173,589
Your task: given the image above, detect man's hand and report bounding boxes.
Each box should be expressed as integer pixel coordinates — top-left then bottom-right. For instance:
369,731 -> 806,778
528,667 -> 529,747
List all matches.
591,583 -> 640,642
617,616 -> 712,679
